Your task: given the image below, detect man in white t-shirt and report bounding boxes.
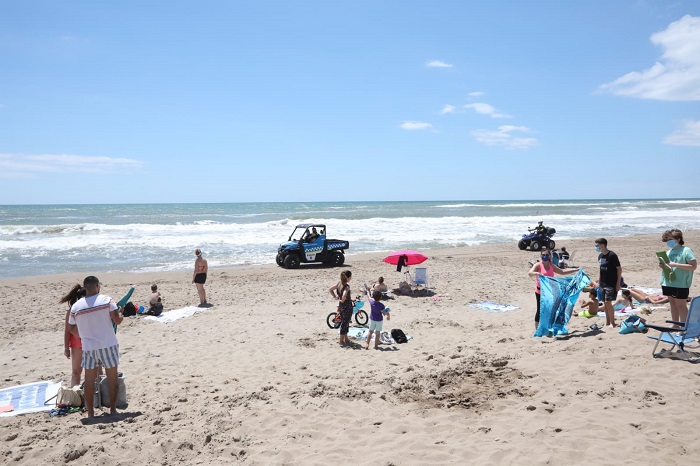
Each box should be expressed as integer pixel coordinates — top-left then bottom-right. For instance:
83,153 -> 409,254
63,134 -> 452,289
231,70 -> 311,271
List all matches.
69,276 -> 123,418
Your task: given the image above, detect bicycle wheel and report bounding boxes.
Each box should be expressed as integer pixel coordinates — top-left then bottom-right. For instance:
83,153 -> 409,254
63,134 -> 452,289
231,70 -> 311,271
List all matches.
355,310 -> 369,326
326,312 -> 341,329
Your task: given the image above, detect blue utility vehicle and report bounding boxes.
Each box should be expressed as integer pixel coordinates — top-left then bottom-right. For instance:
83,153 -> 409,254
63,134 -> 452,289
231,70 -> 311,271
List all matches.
276,224 -> 349,269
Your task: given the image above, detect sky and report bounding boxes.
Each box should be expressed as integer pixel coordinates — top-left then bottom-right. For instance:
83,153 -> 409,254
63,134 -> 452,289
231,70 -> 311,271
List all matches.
0,0 -> 699,204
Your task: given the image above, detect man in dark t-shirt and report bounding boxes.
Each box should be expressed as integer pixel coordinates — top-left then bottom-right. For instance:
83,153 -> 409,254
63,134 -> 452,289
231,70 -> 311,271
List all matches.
596,237 -> 622,328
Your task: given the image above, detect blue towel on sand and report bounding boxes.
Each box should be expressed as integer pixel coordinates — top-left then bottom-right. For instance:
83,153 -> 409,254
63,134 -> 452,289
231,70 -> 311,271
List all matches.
534,269 -> 591,337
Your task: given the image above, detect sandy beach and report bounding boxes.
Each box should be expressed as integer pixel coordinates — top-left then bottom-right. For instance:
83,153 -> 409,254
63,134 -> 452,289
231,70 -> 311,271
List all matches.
1,232 -> 699,465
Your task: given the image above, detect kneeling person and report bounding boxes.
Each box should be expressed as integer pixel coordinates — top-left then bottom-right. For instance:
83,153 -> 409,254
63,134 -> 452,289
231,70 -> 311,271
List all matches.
68,276 -> 124,418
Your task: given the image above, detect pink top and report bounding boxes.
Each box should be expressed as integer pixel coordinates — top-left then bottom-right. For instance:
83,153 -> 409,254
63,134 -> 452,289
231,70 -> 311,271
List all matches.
535,262 -> 555,294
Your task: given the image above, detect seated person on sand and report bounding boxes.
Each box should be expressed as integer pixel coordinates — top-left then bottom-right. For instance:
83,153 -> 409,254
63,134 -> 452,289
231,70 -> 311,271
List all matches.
610,289 -> 635,312
578,290 -> 599,318
149,284 -> 164,314
372,276 -> 388,293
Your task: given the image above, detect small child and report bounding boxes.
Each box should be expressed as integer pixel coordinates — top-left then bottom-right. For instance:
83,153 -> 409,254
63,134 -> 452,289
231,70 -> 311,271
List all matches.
150,284 -> 161,306
578,290 -> 599,318
148,284 -> 164,316
365,286 -> 390,350
612,289 -> 635,312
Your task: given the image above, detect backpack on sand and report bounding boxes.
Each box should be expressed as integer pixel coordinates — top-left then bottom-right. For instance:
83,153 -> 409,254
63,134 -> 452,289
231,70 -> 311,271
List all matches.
391,328 -> 408,344
122,302 -> 137,317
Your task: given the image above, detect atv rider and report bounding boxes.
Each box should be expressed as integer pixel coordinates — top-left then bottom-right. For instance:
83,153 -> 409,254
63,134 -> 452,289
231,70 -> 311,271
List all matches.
535,221 -> 547,235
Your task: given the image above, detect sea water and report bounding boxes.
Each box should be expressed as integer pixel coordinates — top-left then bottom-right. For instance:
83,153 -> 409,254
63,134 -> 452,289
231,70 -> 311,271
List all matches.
1,199 -> 699,279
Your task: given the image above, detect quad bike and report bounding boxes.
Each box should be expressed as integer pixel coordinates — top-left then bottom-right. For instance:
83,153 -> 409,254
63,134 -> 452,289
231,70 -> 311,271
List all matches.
518,224 -> 556,251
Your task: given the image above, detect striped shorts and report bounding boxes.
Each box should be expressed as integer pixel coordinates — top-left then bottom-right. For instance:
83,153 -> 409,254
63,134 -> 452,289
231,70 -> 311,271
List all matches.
82,344 -> 120,370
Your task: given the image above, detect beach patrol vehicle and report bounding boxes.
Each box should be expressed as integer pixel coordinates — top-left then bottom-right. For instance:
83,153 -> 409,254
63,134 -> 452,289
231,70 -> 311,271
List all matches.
276,224 -> 349,269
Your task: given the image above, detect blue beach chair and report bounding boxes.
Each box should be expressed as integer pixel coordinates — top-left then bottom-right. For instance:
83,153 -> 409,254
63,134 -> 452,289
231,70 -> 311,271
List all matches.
647,296 -> 700,362
413,267 -> 428,287
403,267 -> 429,288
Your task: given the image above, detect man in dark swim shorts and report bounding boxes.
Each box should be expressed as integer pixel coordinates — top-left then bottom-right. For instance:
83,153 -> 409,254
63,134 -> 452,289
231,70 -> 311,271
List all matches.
596,238 -> 622,329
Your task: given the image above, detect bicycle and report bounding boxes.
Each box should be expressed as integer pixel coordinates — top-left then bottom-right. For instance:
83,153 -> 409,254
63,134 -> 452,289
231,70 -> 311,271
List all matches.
326,295 -> 368,329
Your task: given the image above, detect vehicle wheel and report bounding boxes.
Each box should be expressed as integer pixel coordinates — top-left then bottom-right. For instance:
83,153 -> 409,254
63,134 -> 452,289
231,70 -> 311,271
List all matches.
530,240 -> 541,251
284,254 -> 300,269
548,240 -> 556,250
276,254 -> 284,266
355,310 -> 368,326
326,312 -> 341,329
331,252 -> 345,266
518,240 -> 527,250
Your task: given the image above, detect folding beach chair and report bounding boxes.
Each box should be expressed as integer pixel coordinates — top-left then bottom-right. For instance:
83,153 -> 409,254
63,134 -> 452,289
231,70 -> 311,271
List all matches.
414,267 -> 428,287
647,296 -> 700,361
404,267 -> 428,288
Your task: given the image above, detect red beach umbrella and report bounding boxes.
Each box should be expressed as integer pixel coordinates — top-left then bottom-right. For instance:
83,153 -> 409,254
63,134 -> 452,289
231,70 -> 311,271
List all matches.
382,250 -> 428,266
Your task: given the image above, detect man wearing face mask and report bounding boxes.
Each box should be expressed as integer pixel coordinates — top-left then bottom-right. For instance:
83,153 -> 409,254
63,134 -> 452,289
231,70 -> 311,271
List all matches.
595,238 -> 621,329
659,229 -> 696,326
528,248 -> 579,330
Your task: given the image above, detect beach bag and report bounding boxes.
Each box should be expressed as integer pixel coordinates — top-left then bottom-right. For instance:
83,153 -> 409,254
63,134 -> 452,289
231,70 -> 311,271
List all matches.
619,315 -> 648,335
380,331 -> 395,345
56,385 -> 84,407
99,373 -> 128,409
391,328 -> 408,344
123,302 -> 137,317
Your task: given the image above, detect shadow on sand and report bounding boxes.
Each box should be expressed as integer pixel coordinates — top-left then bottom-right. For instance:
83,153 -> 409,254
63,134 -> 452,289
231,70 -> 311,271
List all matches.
80,410 -> 143,425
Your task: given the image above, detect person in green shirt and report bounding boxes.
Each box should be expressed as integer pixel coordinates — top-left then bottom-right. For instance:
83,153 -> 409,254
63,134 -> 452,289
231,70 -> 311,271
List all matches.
659,229 -> 697,325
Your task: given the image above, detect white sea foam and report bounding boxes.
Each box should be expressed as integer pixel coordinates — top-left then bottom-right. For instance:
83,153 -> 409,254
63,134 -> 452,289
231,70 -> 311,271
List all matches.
1,200 -> 699,278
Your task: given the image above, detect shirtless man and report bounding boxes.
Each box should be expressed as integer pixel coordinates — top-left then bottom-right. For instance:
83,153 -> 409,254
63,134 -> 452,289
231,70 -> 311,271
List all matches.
193,248 -> 209,307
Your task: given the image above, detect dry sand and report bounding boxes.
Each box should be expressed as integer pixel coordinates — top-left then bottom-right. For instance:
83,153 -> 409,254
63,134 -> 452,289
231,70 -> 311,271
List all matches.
1,233 -> 699,465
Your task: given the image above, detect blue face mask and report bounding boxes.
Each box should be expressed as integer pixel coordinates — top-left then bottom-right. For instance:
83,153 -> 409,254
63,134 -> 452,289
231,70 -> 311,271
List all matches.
541,255 -> 550,262
667,240 -> 677,248
595,246 -> 601,253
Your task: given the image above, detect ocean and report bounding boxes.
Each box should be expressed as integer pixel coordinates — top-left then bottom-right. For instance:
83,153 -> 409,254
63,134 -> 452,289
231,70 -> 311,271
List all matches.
1,199 -> 699,279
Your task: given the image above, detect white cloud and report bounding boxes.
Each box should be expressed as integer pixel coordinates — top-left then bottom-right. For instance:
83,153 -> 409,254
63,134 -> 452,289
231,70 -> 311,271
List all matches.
440,104 -> 455,114
400,121 -> 433,130
663,120 -> 700,146
426,60 -> 453,68
471,125 -> 538,150
464,102 -> 511,119
468,91 -> 484,97
598,15 -> 700,101
0,153 -> 144,178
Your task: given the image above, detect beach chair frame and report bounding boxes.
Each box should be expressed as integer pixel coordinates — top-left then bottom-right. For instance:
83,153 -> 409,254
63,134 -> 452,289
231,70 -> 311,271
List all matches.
404,267 -> 428,288
646,296 -> 700,362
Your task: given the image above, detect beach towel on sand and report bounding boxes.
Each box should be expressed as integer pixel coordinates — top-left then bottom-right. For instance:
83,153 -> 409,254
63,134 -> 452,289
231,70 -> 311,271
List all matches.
145,306 -> 208,323
469,302 -> 520,313
0,381 -> 61,417
535,269 -> 591,337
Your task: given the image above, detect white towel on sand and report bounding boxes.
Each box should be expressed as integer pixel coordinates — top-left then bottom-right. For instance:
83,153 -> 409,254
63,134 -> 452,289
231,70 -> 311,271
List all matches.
145,306 -> 208,323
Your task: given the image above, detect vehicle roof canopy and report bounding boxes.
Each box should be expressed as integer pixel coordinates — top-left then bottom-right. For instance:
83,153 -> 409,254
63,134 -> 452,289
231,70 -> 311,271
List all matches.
295,223 -> 326,229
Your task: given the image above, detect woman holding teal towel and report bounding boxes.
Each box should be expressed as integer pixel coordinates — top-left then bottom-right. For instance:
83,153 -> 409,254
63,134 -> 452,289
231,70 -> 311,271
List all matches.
528,248 -> 579,330
659,229 -> 697,325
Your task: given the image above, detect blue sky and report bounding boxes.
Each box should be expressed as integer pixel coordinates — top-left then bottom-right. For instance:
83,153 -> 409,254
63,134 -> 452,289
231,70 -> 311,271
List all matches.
1,0 -> 699,204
